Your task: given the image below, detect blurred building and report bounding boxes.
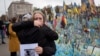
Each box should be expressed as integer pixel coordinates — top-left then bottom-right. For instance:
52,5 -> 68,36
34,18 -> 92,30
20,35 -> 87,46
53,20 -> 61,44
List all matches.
8,0 -> 32,19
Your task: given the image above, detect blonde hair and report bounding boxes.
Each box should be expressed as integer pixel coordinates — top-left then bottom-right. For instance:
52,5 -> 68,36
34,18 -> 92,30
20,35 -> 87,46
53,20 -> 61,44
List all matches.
32,10 -> 46,23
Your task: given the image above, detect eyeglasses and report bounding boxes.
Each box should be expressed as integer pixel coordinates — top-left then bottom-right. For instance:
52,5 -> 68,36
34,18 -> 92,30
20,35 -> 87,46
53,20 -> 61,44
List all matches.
34,17 -> 43,20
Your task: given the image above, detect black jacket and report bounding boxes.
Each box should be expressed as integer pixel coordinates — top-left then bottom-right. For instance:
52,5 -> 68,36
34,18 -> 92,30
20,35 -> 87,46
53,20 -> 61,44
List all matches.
0,20 -> 4,30
12,21 -> 58,56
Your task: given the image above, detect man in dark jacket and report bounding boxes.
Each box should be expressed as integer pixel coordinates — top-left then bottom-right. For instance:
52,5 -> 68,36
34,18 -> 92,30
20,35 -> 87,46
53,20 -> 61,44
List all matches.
12,11 -> 58,56
0,20 -> 5,44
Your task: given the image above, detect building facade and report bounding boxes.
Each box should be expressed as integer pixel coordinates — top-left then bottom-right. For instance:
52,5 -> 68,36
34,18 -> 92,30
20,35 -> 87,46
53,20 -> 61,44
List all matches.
8,0 -> 32,19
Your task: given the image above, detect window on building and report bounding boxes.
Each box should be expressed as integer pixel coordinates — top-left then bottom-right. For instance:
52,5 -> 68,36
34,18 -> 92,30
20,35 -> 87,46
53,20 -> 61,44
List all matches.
17,5 -> 20,9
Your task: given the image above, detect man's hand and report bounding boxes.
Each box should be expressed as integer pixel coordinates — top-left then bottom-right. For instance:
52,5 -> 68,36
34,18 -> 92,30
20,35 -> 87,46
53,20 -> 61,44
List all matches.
35,46 -> 43,54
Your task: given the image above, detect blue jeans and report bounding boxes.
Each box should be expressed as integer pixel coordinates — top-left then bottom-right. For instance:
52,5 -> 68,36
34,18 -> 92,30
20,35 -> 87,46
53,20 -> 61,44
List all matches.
0,30 -> 5,43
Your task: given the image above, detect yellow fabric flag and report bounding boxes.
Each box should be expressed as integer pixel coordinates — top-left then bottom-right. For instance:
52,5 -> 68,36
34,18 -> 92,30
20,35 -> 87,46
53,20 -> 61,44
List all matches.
73,7 -> 79,14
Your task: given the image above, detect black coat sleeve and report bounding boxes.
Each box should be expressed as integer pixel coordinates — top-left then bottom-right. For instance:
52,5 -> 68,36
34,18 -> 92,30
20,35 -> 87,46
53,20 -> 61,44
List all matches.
12,21 -> 33,32
41,41 -> 56,56
0,20 -> 4,28
40,25 -> 58,40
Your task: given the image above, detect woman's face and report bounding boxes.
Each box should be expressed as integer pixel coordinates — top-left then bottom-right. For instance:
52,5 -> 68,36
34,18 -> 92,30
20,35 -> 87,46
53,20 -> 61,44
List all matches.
34,13 -> 44,25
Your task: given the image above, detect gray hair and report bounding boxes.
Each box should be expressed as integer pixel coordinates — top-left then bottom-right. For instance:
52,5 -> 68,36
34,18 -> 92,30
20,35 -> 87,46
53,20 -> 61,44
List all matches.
32,10 -> 46,23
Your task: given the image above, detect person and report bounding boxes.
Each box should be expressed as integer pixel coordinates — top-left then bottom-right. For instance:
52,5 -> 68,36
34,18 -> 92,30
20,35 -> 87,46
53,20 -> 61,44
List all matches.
53,16 -> 57,30
0,18 -> 5,44
12,10 -> 58,56
8,17 -> 20,56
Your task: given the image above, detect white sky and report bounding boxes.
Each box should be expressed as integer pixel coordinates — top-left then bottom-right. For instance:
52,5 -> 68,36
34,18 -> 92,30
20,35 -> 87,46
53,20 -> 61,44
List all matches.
0,0 -> 100,16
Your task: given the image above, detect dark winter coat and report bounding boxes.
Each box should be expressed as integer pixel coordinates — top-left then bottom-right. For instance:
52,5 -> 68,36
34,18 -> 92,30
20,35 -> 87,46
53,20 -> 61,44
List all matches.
12,21 -> 58,56
0,20 -> 4,30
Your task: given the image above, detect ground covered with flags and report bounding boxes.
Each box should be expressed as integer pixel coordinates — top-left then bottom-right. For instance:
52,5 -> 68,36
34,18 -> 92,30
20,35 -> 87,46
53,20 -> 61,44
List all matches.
46,15 -> 100,56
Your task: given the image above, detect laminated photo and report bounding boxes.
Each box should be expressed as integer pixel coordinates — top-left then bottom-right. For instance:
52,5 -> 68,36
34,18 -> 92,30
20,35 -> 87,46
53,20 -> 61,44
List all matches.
20,43 -> 38,56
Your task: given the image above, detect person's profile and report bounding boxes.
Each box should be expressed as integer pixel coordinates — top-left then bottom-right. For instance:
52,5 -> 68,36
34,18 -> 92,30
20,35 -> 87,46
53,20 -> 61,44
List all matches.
24,49 -> 35,56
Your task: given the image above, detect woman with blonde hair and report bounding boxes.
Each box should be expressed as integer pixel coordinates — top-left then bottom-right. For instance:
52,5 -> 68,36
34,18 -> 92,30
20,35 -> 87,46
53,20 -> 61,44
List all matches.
12,10 -> 58,56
